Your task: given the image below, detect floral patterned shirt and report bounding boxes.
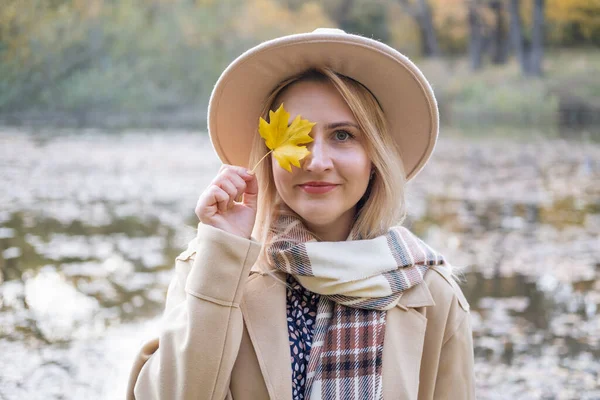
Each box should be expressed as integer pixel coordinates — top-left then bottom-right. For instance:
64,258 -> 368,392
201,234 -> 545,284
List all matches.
286,273 -> 320,400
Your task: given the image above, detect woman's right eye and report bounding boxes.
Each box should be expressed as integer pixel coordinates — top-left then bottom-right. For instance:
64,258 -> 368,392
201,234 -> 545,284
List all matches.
333,130 -> 353,142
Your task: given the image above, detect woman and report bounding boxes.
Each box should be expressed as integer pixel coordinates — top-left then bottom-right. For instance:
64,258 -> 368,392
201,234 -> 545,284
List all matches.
127,28 -> 475,400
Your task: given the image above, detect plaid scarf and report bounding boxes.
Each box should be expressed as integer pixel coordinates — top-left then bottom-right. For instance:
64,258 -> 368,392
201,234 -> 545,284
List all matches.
267,214 -> 446,400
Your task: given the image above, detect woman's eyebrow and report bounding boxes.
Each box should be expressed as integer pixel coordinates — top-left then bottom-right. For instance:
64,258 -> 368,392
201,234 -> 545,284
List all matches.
285,121 -> 361,129
323,121 -> 360,130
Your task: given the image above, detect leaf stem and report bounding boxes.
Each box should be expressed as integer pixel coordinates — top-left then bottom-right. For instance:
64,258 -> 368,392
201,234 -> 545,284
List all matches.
251,149 -> 273,173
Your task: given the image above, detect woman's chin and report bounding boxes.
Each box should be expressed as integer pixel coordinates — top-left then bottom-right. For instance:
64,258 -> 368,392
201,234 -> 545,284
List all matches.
295,210 -> 344,228
285,201 -> 356,232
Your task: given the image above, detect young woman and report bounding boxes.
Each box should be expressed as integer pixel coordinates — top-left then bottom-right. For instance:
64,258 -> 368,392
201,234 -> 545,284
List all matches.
127,28 -> 475,400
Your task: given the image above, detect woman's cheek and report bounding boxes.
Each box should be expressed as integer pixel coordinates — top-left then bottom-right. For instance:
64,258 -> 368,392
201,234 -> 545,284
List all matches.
343,147 -> 371,183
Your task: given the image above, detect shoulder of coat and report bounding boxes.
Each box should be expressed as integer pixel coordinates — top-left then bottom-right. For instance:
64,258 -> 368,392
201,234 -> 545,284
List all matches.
426,265 -> 471,312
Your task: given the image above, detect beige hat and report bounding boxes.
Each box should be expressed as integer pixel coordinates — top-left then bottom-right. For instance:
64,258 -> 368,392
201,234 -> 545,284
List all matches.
207,28 -> 439,181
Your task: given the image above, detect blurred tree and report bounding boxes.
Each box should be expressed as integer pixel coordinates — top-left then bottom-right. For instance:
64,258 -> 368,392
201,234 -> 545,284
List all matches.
509,0 -> 545,76
396,0 -> 441,56
466,0 -> 508,70
0,0 -> 94,110
529,0 -> 545,75
509,0 -> 526,70
1,0 -> 598,121
321,0 -> 390,42
468,0 -> 485,70
386,2 -> 422,55
430,0 -> 468,55
546,0 -> 600,45
0,0 -> 246,113
488,0 -> 508,64
332,0 -> 355,31
235,0 -> 333,41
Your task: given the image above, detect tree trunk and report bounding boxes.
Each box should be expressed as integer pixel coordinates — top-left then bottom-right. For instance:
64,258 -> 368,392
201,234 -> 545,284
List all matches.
489,0 -> 508,64
508,0 -> 527,73
336,0 -> 355,32
415,0 -> 440,57
468,0 -> 484,70
397,0 -> 440,57
529,0 -> 545,76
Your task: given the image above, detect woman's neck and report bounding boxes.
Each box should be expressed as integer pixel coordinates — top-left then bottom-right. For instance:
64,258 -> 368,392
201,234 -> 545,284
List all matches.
303,208 -> 356,242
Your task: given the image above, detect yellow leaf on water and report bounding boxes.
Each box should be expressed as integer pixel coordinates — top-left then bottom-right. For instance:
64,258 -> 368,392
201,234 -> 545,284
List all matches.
258,103 -> 315,172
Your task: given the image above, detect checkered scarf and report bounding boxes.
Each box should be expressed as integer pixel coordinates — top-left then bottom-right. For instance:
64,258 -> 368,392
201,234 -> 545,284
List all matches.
267,214 -> 446,399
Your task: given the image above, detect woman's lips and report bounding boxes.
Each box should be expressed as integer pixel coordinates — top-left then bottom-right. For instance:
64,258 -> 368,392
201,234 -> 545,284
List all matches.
298,182 -> 339,194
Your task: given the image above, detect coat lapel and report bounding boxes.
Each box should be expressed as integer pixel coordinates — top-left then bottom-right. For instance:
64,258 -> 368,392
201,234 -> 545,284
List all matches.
397,277 -> 436,310
383,278 -> 435,399
240,271 -> 292,400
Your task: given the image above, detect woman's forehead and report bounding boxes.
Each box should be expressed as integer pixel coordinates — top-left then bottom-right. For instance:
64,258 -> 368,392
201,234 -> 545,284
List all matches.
276,80 -> 357,125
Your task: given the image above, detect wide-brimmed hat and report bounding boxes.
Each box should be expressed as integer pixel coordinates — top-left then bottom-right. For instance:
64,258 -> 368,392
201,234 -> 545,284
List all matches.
207,28 -> 439,181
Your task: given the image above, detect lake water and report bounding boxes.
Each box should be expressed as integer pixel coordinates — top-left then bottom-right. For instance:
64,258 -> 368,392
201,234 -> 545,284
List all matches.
0,127 -> 599,399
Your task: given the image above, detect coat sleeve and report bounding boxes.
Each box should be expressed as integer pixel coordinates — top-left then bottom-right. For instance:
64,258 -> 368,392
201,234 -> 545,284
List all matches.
433,305 -> 476,399
126,223 -> 262,400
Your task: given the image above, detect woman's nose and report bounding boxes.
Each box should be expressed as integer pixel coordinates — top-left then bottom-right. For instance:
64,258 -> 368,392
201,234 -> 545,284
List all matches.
302,136 -> 333,172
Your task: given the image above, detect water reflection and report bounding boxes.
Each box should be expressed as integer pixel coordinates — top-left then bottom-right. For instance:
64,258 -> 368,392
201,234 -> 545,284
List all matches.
467,271 -> 600,360
0,129 -> 598,399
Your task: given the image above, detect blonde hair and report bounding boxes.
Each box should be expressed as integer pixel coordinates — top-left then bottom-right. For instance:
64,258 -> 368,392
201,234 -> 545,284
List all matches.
249,67 -> 407,274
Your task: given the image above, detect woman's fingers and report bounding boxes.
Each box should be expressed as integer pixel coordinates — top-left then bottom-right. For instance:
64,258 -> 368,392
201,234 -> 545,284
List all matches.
196,165 -> 257,222
196,184 -> 227,217
217,179 -> 238,209
242,172 -> 258,210
195,165 -> 258,237
223,171 -> 248,203
211,185 -> 230,214
213,167 -> 253,205
218,164 -> 253,180
226,171 -> 248,192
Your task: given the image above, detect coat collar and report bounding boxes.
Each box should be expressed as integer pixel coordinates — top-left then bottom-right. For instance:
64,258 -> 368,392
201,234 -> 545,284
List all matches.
396,276 -> 436,309
241,270 -> 292,400
241,269 -> 435,400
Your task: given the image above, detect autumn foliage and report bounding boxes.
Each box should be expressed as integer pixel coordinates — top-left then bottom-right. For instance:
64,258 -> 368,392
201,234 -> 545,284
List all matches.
258,104 -> 315,172
0,0 -> 598,114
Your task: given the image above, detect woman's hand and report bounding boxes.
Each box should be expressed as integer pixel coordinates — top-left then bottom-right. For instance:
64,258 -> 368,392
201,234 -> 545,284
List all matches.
195,165 -> 258,239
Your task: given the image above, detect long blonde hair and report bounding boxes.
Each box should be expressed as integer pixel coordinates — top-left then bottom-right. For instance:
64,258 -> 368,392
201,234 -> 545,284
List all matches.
249,67 -> 407,273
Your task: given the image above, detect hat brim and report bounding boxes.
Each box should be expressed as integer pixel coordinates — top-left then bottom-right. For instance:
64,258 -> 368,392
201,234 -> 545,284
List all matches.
208,31 -> 438,181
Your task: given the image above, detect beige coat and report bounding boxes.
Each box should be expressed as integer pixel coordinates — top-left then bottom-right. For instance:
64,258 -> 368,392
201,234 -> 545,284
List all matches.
127,223 -> 475,400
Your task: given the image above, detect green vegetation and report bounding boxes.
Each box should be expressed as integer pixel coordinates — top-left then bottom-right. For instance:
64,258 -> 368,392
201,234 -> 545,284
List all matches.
421,49 -> 600,127
0,0 -> 598,129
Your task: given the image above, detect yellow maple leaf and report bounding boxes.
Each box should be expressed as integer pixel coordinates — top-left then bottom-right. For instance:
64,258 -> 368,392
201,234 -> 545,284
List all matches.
256,103 -> 315,173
